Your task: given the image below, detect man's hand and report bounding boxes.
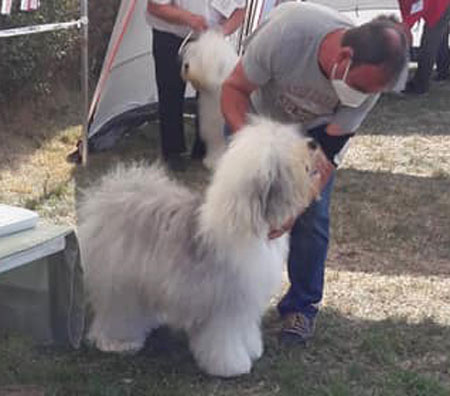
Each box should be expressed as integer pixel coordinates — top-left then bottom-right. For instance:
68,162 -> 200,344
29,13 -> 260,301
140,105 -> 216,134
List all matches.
221,61 -> 258,133
187,14 -> 208,32
268,217 -> 296,240
312,146 -> 335,192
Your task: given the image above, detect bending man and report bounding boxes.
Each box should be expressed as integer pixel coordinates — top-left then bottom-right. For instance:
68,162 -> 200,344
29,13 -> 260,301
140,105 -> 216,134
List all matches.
221,2 -> 409,343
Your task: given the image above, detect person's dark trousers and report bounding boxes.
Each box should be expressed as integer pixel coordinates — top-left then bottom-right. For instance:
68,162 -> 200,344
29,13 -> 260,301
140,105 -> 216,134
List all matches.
409,7 -> 450,93
152,29 -> 187,159
436,22 -> 450,80
277,173 -> 335,320
191,92 -> 207,159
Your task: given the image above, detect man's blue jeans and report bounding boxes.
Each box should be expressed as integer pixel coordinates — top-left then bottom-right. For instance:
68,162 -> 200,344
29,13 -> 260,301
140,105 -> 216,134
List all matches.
277,172 -> 335,319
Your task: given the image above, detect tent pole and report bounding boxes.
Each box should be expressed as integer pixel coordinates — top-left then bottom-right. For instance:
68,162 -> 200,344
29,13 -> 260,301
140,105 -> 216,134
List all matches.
80,0 -> 89,166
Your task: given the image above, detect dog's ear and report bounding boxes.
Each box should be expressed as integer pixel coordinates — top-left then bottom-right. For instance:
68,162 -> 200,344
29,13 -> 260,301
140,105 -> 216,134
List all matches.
223,162 -> 283,237
245,159 -> 296,233
263,163 -> 297,230
262,139 -> 317,230
246,171 -> 273,235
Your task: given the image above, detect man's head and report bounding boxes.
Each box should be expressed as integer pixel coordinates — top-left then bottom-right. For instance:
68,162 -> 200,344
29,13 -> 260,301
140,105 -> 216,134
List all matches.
333,15 -> 409,94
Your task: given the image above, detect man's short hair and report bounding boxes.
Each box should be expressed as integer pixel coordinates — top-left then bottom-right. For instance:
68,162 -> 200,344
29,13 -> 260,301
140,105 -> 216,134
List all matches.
342,15 -> 409,87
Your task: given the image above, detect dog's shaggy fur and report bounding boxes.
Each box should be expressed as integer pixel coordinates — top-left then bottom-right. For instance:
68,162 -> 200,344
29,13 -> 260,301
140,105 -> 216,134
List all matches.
78,117 -> 319,377
181,30 -> 238,169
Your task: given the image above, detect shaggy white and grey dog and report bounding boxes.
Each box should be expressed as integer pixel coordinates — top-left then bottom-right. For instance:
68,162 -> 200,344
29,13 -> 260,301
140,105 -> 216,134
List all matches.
78,117 -> 319,377
180,30 -> 238,169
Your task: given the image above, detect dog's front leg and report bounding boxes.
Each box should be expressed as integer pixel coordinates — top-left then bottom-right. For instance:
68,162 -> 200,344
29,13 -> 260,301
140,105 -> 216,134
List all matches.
240,318 -> 263,362
87,292 -> 157,354
188,315 -> 253,377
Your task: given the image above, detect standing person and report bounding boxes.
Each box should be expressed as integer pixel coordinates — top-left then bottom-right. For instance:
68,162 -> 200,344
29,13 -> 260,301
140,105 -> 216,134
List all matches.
399,0 -> 450,94
436,21 -> 450,81
147,0 -> 246,171
221,2 -> 409,343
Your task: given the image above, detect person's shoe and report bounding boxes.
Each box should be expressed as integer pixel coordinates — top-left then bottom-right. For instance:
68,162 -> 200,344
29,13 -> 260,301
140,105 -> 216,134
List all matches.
165,153 -> 187,172
402,80 -> 427,95
433,72 -> 449,82
280,312 -> 316,344
190,136 -> 206,160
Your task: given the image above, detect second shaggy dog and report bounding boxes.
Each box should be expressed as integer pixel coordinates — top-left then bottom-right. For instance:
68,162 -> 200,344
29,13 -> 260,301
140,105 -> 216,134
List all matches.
181,30 -> 239,169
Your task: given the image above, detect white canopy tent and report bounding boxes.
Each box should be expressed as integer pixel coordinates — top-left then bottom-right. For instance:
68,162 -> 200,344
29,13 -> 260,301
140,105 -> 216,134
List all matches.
87,0 -> 415,151
87,0 -> 159,151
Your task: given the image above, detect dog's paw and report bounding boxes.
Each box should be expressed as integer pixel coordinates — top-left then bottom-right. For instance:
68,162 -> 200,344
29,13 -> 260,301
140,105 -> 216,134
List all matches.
245,334 -> 263,361
93,338 -> 143,354
203,353 -> 252,378
192,342 -> 252,377
203,155 -> 217,170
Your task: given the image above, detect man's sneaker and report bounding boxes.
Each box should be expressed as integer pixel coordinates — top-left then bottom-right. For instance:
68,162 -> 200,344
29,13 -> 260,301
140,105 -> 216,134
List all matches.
433,72 -> 449,82
190,135 -> 206,160
402,80 -> 427,95
280,312 -> 316,343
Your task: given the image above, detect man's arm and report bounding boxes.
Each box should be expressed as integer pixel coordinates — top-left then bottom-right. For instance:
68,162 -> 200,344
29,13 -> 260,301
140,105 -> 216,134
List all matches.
221,60 -> 258,133
147,1 -> 208,32
220,8 -> 246,36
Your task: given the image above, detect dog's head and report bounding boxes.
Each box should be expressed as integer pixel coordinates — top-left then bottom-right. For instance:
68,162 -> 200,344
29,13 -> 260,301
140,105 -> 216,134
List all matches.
180,30 -> 238,91
201,117 -> 320,238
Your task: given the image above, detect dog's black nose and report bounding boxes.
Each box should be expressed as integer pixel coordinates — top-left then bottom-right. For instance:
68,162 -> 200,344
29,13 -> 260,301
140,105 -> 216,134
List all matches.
307,140 -> 318,150
183,63 -> 189,72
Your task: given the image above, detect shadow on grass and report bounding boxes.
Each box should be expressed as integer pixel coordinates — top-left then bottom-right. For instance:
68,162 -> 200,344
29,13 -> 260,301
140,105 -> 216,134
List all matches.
330,168 -> 450,277
358,82 -> 450,137
0,308 -> 448,396
0,88 -> 82,173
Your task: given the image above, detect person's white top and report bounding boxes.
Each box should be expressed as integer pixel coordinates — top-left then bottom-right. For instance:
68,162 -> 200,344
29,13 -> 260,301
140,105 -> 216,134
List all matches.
147,0 -> 246,38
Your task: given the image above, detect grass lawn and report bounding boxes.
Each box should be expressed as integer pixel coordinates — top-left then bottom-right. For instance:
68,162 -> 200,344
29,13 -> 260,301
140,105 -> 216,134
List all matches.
0,80 -> 449,395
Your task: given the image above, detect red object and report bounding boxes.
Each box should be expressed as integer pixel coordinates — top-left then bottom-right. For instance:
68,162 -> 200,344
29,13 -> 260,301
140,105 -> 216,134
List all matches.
398,0 -> 450,28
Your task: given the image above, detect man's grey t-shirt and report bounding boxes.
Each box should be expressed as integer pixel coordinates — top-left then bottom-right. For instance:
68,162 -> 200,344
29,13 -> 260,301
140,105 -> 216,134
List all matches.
242,2 -> 380,133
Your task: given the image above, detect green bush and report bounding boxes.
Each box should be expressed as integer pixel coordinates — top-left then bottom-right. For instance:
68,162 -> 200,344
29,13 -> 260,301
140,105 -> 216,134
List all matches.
88,0 -> 121,82
0,0 -> 120,103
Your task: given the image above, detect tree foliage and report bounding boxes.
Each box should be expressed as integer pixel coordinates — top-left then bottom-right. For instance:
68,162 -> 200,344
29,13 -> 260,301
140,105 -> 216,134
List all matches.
0,0 -> 120,103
